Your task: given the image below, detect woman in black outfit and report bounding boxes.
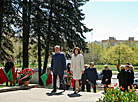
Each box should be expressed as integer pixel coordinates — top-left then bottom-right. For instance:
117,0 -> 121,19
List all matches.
129,65 -> 134,87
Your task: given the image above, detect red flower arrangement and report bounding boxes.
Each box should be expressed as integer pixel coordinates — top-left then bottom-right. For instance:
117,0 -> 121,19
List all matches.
18,68 -> 35,82
116,65 -> 120,69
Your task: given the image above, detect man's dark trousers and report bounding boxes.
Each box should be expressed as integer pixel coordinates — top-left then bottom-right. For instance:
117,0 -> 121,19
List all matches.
81,84 -> 85,91
53,75 -> 65,90
86,82 -> 96,93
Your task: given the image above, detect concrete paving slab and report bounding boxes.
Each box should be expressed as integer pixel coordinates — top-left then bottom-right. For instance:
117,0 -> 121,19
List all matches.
0,88 -> 104,102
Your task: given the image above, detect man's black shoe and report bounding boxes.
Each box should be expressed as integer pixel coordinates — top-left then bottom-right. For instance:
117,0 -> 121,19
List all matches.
51,89 -> 56,93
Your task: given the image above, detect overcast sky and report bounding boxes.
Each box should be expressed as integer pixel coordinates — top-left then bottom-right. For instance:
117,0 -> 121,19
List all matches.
81,0 -> 138,42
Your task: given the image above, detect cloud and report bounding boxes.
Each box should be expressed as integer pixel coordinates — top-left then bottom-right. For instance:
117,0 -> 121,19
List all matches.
90,0 -> 138,1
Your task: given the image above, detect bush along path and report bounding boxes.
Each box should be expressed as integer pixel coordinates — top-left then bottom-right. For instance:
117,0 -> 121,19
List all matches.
98,84 -> 138,102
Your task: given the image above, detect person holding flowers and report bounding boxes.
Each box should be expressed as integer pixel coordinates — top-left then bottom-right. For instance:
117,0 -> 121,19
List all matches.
101,64 -> 112,93
85,62 -> 98,93
64,63 -> 72,90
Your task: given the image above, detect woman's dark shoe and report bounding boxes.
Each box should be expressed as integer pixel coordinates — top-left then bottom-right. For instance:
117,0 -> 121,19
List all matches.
51,89 -> 56,93
73,92 -> 77,94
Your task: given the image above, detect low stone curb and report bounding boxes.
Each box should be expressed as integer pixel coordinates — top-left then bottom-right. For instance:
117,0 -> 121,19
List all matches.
0,84 -> 43,93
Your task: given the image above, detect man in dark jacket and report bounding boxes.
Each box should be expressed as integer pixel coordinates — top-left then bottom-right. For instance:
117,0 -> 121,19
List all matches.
129,65 -> 134,87
101,64 -> 112,92
51,45 -> 66,93
117,65 -> 127,91
85,62 -> 98,93
5,58 -> 14,86
80,65 -> 88,92
125,65 -> 131,90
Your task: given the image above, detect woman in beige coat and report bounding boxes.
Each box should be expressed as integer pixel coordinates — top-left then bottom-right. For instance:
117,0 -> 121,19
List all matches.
71,47 -> 84,94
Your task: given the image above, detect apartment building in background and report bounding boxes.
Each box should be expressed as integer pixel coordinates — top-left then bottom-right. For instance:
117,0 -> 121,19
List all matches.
102,37 -> 138,47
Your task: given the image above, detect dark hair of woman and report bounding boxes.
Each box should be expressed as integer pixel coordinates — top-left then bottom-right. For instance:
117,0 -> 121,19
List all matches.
73,47 -> 81,54
67,63 -> 71,72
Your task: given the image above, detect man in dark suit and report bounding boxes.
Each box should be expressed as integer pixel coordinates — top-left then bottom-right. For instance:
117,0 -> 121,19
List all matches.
117,65 -> 127,91
80,65 -> 88,92
85,62 -> 98,93
101,64 -> 112,93
5,58 -> 14,86
51,45 -> 66,93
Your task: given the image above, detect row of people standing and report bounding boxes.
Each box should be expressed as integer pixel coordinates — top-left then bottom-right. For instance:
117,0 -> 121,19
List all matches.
50,45 -> 113,94
117,62 -> 134,91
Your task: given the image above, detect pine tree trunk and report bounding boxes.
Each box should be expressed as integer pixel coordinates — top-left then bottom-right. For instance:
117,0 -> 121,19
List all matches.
43,43 -> 49,74
0,0 -> 4,61
23,0 -> 29,69
43,2 -> 53,74
38,30 -> 42,85
27,0 -> 31,67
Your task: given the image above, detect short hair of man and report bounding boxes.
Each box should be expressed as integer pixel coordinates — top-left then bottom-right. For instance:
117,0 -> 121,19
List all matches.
55,45 -> 60,49
73,47 -> 81,54
129,65 -> 134,68
126,62 -> 130,65
120,65 -> 125,69
125,65 -> 129,68
104,64 -> 108,67
90,62 -> 94,65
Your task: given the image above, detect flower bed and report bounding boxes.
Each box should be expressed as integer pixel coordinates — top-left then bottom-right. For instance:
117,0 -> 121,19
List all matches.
98,84 -> 138,102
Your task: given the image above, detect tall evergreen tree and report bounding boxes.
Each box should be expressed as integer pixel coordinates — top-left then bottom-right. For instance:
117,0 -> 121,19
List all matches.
0,0 -> 19,62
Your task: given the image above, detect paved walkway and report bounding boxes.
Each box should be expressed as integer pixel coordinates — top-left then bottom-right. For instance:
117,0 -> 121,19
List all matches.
0,88 -> 104,102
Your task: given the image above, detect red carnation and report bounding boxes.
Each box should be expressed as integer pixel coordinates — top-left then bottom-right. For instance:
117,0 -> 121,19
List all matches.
22,69 -> 26,72
116,98 -> 118,100
33,71 -> 35,74
122,88 -> 124,90
26,68 -> 29,72
19,71 -> 22,74
111,86 -> 114,88
116,65 -> 119,69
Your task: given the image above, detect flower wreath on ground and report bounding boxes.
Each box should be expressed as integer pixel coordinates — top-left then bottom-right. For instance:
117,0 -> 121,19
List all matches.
18,68 -> 35,82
